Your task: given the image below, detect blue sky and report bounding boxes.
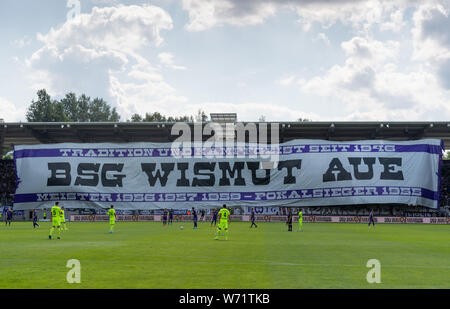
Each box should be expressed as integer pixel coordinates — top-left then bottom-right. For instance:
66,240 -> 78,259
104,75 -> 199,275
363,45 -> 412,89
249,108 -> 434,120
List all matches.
0,0 -> 449,122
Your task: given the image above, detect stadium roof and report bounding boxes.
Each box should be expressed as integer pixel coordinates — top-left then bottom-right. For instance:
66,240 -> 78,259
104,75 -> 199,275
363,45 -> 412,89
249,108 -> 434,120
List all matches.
1,121 -> 449,151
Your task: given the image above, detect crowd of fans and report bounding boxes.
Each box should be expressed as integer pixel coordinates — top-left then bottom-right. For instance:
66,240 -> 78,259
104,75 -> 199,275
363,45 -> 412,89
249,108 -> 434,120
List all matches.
0,160 -> 15,206
274,204 -> 447,217
440,161 -> 450,208
293,205 -> 446,217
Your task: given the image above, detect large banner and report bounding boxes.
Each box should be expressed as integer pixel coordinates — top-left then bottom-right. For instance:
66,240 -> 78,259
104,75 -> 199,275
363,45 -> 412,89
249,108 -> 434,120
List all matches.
13,139 -> 443,210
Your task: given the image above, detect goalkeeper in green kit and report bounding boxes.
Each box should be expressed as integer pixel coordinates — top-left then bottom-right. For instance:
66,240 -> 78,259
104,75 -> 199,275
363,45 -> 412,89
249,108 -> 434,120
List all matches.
215,204 -> 230,240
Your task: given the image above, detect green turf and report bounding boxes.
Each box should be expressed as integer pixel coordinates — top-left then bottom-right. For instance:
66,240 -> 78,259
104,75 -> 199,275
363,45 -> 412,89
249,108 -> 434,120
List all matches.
0,221 -> 449,289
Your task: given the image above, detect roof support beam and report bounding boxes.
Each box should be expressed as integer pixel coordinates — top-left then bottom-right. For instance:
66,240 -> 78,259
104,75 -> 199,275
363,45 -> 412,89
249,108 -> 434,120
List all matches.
327,123 -> 335,140
74,129 -> 88,143
0,127 -> 4,155
25,127 -> 55,143
114,126 -> 130,142
370,127 -> 381,139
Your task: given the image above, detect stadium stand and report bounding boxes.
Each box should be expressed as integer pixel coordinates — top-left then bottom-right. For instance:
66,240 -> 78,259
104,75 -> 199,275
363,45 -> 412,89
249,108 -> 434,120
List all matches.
0,157 -> 449,218
440,160 -> 450,214
0,121 -> 449,219
0,159 -> 15,206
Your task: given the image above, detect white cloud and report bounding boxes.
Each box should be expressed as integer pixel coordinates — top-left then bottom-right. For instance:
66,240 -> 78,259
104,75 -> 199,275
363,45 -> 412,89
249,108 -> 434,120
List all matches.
182,0 -> 419,32
341,36 -> 400,64
36,5 -> 172,53
0,97 -> 25,122
158,52 -> 187,70
109,59 -> 188,118
315,33 -> 330,45
11,35 -> 32,48
184,101 -> 319,121
276,75 -> 296,86
294,0 -> 413,33
412,3 -> 450,61
380,8 -> 406,32
25,4 -> 192,120
178,0 -> 450,121
300,35 -> 450,121
411,2 -> 450,89
182,0 -> 278,31
92,0 -> 119,3
13,0 -> 450,123
28,69 -> 54,93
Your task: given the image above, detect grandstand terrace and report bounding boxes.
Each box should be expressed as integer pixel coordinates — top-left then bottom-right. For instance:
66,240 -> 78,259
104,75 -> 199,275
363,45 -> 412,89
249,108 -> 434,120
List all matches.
1,120 -> 449,219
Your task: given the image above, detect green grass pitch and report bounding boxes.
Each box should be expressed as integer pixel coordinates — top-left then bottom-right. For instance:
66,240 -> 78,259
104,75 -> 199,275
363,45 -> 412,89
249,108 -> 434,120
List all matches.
0,221 -> 449,289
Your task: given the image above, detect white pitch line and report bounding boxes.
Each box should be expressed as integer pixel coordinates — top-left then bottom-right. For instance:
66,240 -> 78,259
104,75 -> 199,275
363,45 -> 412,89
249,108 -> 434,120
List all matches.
92,258 -> 450,270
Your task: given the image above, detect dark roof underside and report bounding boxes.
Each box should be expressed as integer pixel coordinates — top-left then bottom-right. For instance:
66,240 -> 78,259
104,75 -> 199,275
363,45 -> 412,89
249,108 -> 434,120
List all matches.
1,121 -> 449,149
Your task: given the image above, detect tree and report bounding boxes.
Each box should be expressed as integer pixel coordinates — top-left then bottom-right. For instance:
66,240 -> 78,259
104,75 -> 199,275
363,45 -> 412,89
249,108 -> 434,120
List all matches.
444,151 -> 450,160
60,92 -> 82,121
129,112 -> 194,123
297,118 -> 312,122
88,97 -> 120,122
2,152 -> 13,160
167,115 -> 194,122
26,89 -> 120,122
195,109 -> 208,122
143,112 -> 167,122
26,89 -> 68,122
130,113 -> 143,122
258,115 -> 266,122
74,94 -> 90,122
